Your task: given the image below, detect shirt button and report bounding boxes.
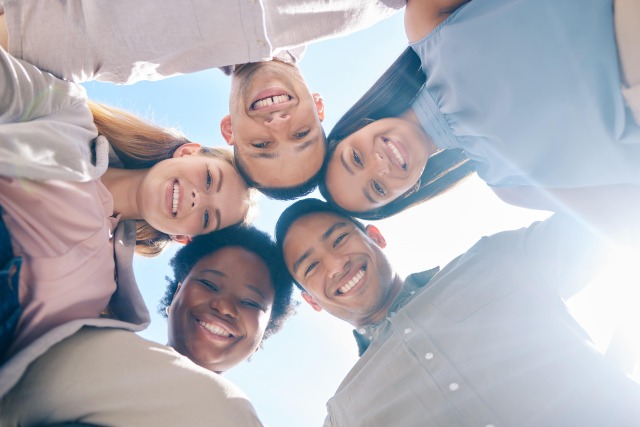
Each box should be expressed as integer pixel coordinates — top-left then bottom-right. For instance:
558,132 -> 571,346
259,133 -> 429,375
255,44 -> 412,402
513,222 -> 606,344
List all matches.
425,352 -> 434,360
257,39 -> 266,47
404,328 -> 412,334
449,382 -> 459,391
357,328 -> 366,335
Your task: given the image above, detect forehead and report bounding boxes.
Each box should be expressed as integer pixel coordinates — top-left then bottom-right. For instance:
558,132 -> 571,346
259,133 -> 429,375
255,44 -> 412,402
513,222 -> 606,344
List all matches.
191,247 -> 272,287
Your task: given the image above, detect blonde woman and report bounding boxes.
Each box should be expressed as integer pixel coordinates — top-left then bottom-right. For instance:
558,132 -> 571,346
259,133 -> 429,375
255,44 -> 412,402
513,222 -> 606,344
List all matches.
0,47 -> 253,396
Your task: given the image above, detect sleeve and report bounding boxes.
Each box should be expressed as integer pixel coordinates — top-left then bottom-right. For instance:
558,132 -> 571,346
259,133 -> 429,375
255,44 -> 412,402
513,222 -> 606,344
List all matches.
0,328 -> 265,427
0,46 -> 107,182
502,214 -> 610,299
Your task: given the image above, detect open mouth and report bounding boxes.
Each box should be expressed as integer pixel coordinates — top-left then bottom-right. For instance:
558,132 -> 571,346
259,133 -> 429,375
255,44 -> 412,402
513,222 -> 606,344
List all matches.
171,180 -> 179,217
251,94 -> 292,110
383,138 -> 407,170
198,319 -> 235,339
337,265 -> 367,295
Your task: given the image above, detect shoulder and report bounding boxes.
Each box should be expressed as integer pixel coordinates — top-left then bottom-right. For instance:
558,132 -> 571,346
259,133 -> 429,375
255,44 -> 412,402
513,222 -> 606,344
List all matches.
405,0 -> 470,42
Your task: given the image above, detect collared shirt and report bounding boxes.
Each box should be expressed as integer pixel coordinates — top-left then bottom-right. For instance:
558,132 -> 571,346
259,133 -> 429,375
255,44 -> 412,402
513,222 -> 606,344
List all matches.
326,214 -> 640,427
1,0 -> 405,84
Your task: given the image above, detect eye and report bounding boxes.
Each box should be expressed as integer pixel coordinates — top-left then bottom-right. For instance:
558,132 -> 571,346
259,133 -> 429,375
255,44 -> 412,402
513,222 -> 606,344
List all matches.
252,141 -> 271,149
373,181 -> 386,196
242,300 -> 263,310
304,261 -> 319,277
205,169 -> 212,190
294,129 -> 310,139
198,279 -> 218,292
333,232 -> 349,248
203,210 -> 210,229
352,150 -> 363,167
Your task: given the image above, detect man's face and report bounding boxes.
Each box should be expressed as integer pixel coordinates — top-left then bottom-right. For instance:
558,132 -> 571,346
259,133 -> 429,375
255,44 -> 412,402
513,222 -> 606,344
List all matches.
221,61 -> 326,188
167,246 -> 274,373
282,212 -> 400,327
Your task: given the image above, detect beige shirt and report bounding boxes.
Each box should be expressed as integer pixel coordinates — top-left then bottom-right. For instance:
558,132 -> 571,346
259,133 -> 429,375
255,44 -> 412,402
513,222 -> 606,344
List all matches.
0,0 -> 404,84
0,327 -> 264,427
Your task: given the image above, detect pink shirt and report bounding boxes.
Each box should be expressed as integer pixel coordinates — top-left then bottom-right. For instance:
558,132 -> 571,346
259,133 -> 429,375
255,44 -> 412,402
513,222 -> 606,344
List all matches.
0,176 -> 118,356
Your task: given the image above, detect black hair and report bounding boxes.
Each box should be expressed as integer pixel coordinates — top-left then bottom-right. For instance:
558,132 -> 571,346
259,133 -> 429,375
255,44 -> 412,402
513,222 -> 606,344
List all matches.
159,225 -> 295,340
320,47 -> 476,220
274,198 -> 366,289
234,127 -> 327,201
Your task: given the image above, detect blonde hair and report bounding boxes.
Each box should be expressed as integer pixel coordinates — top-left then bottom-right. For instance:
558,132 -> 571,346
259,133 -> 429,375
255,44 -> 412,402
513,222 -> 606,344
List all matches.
87,101 -> 256,257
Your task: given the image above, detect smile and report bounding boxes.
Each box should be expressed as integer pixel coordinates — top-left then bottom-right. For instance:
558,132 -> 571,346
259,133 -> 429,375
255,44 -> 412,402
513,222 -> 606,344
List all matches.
251,94 -> 292,110
198,319 -> 234,338
172,180 -> 179,216
383,138 -> 407,170
337,267 -> 366,295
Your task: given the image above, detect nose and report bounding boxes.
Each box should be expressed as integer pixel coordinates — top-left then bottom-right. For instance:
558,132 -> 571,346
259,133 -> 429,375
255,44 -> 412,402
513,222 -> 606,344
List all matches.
374,152 -> 390,175
190,188 -> 214,210
264,110 -> 290,128
326,254 -> 350,281
210,295 -> 238,319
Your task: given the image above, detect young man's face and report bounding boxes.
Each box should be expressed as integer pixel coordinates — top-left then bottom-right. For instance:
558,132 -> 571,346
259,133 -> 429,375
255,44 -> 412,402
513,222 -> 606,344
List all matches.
282,212 -> 400,327
221,61 -> 326,189
167,246 -> 274,373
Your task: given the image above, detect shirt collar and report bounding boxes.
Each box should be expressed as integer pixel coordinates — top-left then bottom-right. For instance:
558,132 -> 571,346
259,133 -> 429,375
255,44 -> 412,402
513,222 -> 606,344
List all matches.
353,267 -> 440,356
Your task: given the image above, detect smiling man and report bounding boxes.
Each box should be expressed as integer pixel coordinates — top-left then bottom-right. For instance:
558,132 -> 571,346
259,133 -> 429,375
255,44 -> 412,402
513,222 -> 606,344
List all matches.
275,198 -> 640,427
220,60 -> 327,199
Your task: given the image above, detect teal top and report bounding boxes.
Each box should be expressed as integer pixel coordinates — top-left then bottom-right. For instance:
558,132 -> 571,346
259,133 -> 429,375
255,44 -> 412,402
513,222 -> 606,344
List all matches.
410,0 -> 640,189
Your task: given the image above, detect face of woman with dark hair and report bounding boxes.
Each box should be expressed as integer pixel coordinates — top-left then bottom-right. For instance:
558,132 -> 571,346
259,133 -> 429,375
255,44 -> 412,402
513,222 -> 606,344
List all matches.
167,246 -> 274,373
324,118 -> 433,212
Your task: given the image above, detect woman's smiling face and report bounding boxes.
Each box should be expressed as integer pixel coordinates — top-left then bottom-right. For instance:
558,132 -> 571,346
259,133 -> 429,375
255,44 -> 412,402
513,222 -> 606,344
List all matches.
137,144 -> 250,238
324,118 -> 432,212
167,246 -> 275,373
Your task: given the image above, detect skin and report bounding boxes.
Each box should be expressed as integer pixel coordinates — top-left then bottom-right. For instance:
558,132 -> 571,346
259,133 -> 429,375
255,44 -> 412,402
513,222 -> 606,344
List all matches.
101,143 -> 249,240
167,246 -> 275,373
220,60 -> 326,188
0,13 -> 7,51
325,110 -> 437,212
282,212 -> 403,327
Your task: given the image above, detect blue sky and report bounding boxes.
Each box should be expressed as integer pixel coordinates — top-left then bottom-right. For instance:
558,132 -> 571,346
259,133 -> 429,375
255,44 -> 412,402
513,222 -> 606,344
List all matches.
83,11 -> 639,426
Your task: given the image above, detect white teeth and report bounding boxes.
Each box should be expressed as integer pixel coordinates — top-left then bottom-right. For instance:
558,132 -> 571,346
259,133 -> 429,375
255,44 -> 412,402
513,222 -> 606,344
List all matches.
172,182 -> 179,215
198,320 -> 232,337
253,94 -> 290,109
386,139 -> 406,168
338,269 -> 365,295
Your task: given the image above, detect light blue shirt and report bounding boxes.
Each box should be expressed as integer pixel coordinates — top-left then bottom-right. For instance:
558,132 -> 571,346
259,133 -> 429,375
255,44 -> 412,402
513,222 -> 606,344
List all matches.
411,0 -> 640,189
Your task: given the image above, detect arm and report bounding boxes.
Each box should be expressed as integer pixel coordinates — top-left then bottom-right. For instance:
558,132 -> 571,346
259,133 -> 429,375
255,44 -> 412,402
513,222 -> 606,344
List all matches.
615,0 -> 640,123
492,184 -> 640,245
405,0 -> 469,42
0,46 -> 106,182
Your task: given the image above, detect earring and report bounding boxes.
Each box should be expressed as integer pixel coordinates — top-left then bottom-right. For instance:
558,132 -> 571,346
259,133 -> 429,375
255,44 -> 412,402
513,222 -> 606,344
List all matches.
165,306 -> 170,315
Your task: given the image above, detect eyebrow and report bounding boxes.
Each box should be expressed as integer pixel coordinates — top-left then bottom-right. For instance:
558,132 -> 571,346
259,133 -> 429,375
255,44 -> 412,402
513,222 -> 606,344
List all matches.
291,221 -> 348,274
248,134 -> 320,160
201,269 -> 226,278
216,168 -> 223,192
246,284 -> 268,301
340,152 -> 354,175
212,208 -> 221,232
362,187 -> 377,204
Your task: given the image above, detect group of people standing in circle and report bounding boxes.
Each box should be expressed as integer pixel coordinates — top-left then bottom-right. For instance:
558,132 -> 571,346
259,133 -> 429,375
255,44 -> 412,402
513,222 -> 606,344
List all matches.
1,0 -> 640,425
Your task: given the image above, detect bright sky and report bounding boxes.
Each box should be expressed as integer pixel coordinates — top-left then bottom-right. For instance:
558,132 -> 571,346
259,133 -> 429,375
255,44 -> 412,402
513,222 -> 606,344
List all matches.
83,11 -> 640,427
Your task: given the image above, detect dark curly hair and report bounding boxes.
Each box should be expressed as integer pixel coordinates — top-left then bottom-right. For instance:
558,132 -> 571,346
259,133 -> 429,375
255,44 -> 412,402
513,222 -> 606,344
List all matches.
159,225 -> 296,341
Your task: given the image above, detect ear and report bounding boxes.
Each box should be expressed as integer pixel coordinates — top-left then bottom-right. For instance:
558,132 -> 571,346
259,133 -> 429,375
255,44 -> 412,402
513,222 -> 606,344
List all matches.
301,291 -> 323,312
220,115 -> 234,146
365,225 -> 387,249
173,142 -> 202,158
312,93 -> 325,122
170,235 -> 192,244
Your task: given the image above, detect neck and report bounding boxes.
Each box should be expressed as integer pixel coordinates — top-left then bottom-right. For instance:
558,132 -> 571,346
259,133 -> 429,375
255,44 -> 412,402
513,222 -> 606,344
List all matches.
401,108 -> 438,156
354,273 -> 405,328
101,167 -> 146,219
